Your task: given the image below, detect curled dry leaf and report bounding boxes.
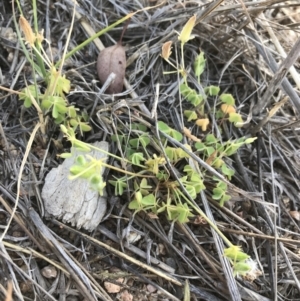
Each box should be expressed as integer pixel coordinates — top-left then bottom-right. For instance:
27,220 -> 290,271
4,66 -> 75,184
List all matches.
221,104 -> 236,114
161,41 -> 172,61
97,43 -> 126,94
195,118 -> 209,131
19,15 -> 35,47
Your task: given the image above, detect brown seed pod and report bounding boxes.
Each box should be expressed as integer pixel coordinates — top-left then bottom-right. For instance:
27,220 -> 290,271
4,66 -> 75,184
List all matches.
97,42 -> 126,94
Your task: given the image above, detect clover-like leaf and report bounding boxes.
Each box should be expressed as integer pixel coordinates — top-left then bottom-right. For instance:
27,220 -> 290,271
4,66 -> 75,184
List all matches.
229,113 -> 243,127
205,85 -> 220,96
184,110 -> 198,121
220,93 -> 235,105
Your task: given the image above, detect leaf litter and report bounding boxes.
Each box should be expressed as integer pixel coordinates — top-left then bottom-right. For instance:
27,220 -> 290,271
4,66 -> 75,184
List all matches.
0,0 -> 300,301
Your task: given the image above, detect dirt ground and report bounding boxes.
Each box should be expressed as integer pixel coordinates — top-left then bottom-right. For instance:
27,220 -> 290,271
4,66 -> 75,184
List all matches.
0,1 -> 300,300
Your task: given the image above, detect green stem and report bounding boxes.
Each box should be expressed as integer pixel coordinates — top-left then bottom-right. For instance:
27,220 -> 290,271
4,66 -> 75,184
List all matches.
55,13 -> 134,68
177,189 -> 233,247
32,0 -> 47,79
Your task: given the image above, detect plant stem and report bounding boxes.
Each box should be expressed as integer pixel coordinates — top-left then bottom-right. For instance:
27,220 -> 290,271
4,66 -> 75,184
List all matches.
177,189 -> 233,247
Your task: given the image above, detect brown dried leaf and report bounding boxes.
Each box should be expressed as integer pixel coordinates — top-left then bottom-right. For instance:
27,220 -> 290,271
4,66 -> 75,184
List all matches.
97,43 -> 126,94
220,104 -> 236,114
195,118 -> 209,131
19,16 -> 35,47
161,41 -> 172,61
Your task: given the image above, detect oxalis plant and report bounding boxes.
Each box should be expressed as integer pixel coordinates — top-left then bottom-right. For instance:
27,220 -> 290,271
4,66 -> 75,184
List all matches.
159,15 -> 258,277
12,0 -> 259,280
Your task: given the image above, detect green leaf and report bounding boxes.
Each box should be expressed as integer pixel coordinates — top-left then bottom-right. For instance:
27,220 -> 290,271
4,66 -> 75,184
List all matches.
52,105 -> 59,118
157,121 -> 170,133
215,110 -> 224,119
165,147 -> 176,161
229,113 -> 243,127
221,164 -> 235,180
180,83 -> 204,107
205,85 -> 220,96
179,83 -> 190,96
174,203 -> 194,223
233,261 -> 252,277
156,171 -> 169,181
130,152 -> 145,165
129,135 -> 150,148
48,68 -> 71,96
68,106 -> 77,118
24,97 -> 33,108
19,85 -> 39,108
224,245 -> 250,262
41,98 -> 53,110
194,52 -> 206,78
70,119 -> 78,127
125,148 -> 135,158
216,181 -> 227,190
128,191 -> 143,210
194,142 -> 206,151
140,136 -> 150,147
185,185 -> 197,199
213,158 -> 224,168
54,113 -> 65,124
220,194 -> 231,206
175,147 -> 190,159
109,177 -> 127,196
55,103 -> 68,114
69,165 -> 93,178
183,165 -> 194,175
212,187 -> 223,200
205,146 -> 215,156
111,134 -> 125,144
79,122 -> 92,132
169,128 -> 183,142
184,110 -> 198,121
220,93 -> 235,105
205,134 -> 218,144
245,137 -> 257,144
141,194 -> 156,207
72,140 -> 91,152
59,152 -> 72,159
131,123 -> 147,131
224,144 -> 240,156
75,155 -> 86,166
140,178 -> 151,189
139,178 -> 152,195
89,174 -> 102,185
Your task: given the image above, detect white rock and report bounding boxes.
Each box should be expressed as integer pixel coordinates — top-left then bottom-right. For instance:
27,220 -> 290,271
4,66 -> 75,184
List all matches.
42,141 -> 109,231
